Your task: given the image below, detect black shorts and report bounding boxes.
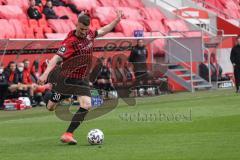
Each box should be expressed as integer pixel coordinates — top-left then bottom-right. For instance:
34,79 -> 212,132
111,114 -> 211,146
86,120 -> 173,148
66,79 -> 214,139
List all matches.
50,78 -> 91,103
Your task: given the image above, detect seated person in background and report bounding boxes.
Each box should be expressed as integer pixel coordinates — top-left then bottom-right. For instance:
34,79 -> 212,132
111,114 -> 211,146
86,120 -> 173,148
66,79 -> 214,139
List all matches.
17,62 -> 37,106
23,59 -> 47,106
31,60 -> 41,83
51,0 -> 65,6
114,57 -> 127,83
4,61 -> 20,94
199,53 -> 210,81
94,58 -> 114,98
41,60 -> 48,74
35,0 -> 43,6
124,61 -> 135,82
210,53 -> 223,81
43,0 -> 68,19
0,63 -> 8,109
61,0 -> 81,15
27,0 -> 42,20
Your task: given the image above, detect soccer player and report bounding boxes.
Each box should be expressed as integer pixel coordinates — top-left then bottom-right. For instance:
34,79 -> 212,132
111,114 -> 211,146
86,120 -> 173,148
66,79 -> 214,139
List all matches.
39,11 -> 123,145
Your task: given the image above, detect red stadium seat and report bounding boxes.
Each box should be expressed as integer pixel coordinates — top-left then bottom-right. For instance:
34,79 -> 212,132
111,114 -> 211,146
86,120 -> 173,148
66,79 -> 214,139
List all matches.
98,0 -> 121,7
70,0 -> 98,12
0,25 -> 5,38
116,7 -> 143,20
67,20 -> 76,30
143,20 -> 167,34
115,20 -> 146,36
29,19 -> 38,28
0,19 -> 15,38
164,19 -> 189,32
25,33 -> 35,39
53,6 -> 78,24
48,19 -> 74,33
45,33 -> 68,39
38,18 -> 53,33
140,7 -> 165,20
38,18 -> 48,27
9,19 -> 25,38
120,0 -> 144,8
35,33 -> 45,39
61,20 -> 72,33
0,5 -> 27,19
5,0 -> 29,11
48,19 -> 65,33
93,7 -> 117,26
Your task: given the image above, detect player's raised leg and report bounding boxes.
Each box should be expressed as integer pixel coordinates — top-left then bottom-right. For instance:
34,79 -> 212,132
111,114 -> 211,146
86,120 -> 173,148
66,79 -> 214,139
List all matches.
60,96 -> 91,145
43,91 -> 63,111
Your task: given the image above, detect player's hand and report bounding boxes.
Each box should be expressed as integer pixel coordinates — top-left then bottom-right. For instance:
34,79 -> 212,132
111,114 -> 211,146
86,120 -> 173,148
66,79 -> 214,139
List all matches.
38,74 -> 47,85
115,10 -> 124,21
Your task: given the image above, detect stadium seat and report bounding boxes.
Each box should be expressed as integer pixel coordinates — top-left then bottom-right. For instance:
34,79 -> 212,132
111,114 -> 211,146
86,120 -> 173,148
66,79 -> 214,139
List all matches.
0,5 -> 27,19
120,0 -> 144,8
53,6 -> 78,23
98,0 -> 122,7
5,0 -> 29,11
35,33 -> 45,39
70,0 -> 98,13
93,7 -> 117,26
143,20 -> 167,34
0,19 -> 15,38
45,33 -> 68,39
163,19 -> 189,33
48,19 -> 74,33
116,7 -> 143,20
9,19 -> 25,38
140,7 -> 165,20
29,19 -> 38,28
25,33 -> 35,39
115,20 -> 146,36
38,18 -> 53,33
48,19 -> 65,33
61,20 -> 73,33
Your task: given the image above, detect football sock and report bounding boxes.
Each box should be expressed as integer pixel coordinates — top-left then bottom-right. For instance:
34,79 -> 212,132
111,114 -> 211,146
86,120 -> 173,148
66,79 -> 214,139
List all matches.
66,107 -> 89,133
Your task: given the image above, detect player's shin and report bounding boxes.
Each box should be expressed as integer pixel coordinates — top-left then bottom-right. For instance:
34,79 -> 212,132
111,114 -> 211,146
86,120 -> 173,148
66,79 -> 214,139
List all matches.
66,107 -> 89,133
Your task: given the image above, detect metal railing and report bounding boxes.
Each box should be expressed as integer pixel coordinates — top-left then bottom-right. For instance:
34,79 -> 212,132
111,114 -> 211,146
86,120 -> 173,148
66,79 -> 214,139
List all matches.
152,0 -> 224,36
150,31 -> 194,92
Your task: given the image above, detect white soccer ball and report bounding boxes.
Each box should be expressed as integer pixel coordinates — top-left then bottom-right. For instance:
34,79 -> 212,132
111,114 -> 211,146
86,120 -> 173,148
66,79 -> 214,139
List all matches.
87,129 -> 104,145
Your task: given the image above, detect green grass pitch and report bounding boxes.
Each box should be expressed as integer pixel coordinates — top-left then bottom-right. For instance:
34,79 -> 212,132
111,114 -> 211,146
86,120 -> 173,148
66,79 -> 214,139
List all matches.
0,89 -> 240,160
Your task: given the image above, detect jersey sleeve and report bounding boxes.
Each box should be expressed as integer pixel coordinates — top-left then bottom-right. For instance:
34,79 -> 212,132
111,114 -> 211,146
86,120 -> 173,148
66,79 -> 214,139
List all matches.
56,38 -> 73,59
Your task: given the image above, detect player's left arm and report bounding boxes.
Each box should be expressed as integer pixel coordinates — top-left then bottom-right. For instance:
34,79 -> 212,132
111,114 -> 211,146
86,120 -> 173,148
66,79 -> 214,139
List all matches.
96,10 -> 123,37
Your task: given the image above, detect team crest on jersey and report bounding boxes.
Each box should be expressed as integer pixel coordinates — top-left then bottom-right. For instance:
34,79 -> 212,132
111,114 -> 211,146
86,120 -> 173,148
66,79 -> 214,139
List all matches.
57,46 -> 67,55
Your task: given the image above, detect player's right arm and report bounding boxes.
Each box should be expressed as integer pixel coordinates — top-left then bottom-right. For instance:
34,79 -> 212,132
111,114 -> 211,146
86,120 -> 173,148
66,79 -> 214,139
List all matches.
38,55 -> 62,84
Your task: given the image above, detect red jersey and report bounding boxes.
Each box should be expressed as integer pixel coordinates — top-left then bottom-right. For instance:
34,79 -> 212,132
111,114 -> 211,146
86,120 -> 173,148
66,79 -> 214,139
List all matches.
57,30 -> 98,79
22,68 -> 32,84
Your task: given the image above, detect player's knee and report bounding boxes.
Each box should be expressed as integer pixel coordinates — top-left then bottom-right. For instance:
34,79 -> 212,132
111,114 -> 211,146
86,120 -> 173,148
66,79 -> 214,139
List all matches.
47,102 -> 56,111
81,100 -> 92,110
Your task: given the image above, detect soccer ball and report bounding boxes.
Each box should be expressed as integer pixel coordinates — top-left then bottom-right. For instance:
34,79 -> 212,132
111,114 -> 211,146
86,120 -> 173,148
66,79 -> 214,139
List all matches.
87,129 -> 104,145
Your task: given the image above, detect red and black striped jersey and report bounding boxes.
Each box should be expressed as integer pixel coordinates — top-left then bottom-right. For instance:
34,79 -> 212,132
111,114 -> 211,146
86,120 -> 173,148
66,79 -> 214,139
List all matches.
57,30 -> 98,79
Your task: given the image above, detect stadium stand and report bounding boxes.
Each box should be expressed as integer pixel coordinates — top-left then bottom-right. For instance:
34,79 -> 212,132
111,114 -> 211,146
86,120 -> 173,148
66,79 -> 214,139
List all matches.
195,0 -> 240,19
0,0 -> 197,39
